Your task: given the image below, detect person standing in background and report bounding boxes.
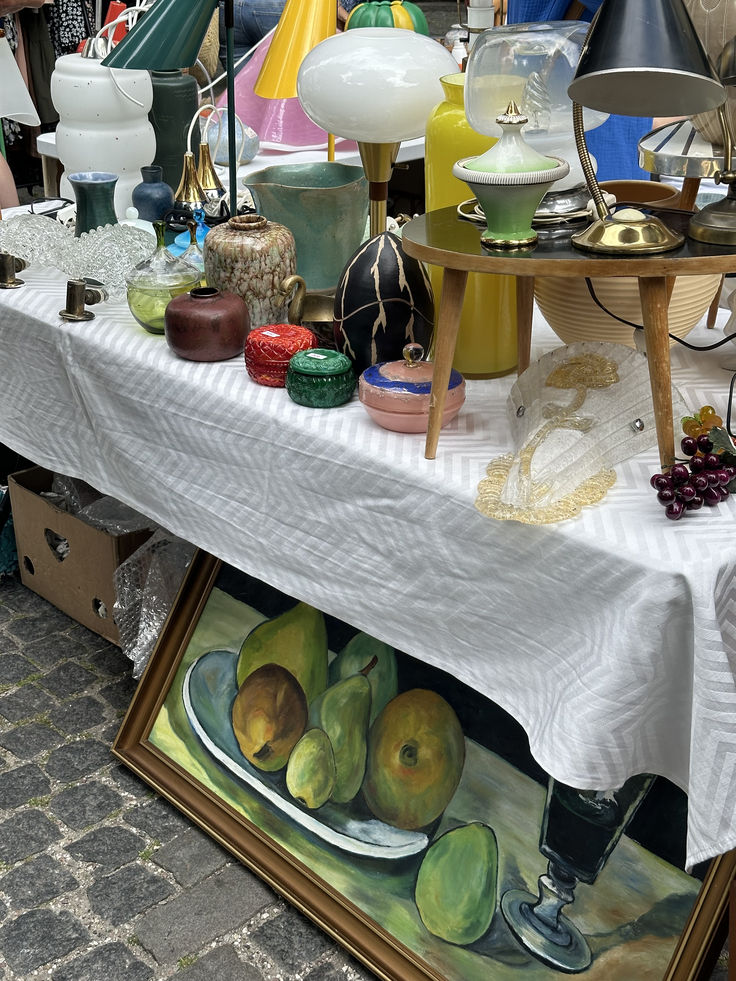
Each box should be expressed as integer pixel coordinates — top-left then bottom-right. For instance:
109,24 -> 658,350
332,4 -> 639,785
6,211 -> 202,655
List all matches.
0,0 -> 47,209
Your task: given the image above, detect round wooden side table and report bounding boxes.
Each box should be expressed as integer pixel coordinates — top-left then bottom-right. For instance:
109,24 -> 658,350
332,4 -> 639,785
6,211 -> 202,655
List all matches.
402,206 -> 736,467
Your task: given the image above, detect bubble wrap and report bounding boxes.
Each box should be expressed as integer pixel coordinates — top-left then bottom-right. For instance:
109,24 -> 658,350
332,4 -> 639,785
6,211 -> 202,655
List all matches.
113,530 -> 195,678
50,473 -> 101,513
76,496 -> 156,535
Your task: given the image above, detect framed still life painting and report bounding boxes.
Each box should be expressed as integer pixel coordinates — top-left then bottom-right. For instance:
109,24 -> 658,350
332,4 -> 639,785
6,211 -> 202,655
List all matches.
113,550 -> 736,981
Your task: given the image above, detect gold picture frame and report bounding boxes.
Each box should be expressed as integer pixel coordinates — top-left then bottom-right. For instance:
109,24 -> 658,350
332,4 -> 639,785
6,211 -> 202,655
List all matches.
113,550 -> 736,981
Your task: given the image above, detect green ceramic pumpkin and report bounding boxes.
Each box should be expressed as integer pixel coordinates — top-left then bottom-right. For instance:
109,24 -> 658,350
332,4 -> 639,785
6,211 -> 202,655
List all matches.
345,0 -> 429,34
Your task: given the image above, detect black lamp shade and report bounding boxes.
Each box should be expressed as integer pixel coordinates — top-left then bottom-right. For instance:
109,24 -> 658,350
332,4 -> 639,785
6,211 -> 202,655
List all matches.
567,0 -> 724,117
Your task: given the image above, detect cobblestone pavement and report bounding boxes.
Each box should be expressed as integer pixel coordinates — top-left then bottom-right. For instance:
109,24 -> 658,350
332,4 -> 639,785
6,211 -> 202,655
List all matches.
0,574 -> 379,981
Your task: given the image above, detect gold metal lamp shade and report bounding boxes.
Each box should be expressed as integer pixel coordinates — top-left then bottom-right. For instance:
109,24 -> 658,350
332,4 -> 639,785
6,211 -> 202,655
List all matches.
567,0 -> 725,254
196,141 -> 226,203
174,151 -> 208,212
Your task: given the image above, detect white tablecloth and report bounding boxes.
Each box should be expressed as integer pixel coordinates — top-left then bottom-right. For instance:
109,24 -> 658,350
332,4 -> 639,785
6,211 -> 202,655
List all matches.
2,263 -> 736,870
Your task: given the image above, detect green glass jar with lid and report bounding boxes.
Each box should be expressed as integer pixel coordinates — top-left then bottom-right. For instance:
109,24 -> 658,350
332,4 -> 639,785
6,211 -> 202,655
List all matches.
125,220 -> 201,334
286,349 -> 355,408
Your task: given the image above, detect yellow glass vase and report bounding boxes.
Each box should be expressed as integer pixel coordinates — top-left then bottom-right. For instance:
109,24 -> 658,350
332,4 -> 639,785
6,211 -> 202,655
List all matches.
425,73 -> 517,378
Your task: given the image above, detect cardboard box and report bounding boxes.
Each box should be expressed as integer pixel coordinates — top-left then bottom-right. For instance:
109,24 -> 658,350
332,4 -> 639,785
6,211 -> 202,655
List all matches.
9,467 -> 154,645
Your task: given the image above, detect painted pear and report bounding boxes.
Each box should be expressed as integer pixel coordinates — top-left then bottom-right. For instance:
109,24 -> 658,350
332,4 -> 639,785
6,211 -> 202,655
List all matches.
286,727 -> 336,809
328,632 -> 398,724
362,689 -> 465,829
415,822 -> 498,945
236,602 -> 328,705
308,673 -> 372,804
231,663 -> 307,772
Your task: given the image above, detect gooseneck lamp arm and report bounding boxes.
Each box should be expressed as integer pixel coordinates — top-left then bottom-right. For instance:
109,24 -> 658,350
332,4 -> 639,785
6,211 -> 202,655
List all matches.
572,101 -> 608,223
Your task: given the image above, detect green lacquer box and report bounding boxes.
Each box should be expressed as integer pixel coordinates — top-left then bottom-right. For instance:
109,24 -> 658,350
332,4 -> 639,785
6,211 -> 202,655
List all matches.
286,348 -> 356,408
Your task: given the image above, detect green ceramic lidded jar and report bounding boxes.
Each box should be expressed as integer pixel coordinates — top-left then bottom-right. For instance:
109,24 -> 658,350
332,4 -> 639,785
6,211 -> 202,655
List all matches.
286,349 -> 355,408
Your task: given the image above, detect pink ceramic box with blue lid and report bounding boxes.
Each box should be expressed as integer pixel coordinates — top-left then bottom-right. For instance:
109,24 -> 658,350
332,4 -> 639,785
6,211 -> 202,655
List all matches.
359,343 -> 466,434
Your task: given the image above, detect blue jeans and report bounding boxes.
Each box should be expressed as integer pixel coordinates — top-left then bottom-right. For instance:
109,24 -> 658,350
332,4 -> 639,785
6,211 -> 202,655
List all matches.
219,0 -> 286,71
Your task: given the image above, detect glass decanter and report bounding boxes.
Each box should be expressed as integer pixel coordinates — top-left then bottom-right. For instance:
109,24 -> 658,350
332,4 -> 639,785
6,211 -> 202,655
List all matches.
125,219 -> 201,334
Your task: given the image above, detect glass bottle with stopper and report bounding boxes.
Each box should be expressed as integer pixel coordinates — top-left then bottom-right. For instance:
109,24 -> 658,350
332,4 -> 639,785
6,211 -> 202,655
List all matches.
180,216 -> 206,286
125,219 -> 201,334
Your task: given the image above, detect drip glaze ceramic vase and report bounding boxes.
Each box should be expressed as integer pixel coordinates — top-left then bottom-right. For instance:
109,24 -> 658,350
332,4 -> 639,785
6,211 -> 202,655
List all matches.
164,287 -> 250,361
333,231 -> 434,376
68,171 -> 119,236
425,72 -> 517,378
203,214 -> 297,329
131,165 -> 175,223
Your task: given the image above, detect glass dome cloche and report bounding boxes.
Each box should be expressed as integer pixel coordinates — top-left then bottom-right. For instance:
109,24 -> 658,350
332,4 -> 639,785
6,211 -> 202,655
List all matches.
464,22 -> 608,210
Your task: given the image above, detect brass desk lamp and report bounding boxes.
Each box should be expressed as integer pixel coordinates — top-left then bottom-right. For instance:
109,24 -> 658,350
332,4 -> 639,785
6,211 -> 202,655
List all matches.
567,0 -> 724,254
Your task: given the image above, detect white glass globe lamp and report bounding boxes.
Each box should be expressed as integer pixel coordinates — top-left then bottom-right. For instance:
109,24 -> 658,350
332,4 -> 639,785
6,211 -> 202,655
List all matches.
297,28 -> 457,235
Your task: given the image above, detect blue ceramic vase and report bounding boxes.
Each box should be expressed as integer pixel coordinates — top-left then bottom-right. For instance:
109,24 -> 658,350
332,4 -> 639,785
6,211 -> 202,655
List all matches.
131,165 -> 175,222
67,171 -> 118,237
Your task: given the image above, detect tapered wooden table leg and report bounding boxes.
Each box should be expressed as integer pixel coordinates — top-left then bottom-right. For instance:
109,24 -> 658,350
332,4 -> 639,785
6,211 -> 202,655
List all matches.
425,267 -> 468,460
638,276 -> 675,470
677,176 -> 701,212
708,275 -> 725,329
516,275 -> 535,375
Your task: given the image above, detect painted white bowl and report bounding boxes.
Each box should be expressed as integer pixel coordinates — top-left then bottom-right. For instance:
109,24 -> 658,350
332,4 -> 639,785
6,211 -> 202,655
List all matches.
534,273 -> 722,348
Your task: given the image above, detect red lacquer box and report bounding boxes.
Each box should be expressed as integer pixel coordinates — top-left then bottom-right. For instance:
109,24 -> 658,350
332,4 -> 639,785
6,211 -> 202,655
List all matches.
244,323 -> 318,387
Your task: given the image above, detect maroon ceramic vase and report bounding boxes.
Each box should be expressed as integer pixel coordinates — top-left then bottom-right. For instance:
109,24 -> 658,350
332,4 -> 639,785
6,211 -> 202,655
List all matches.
164,287 -> 250,362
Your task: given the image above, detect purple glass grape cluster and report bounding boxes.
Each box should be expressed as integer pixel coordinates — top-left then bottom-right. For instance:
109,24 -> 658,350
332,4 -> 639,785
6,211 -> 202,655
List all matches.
650,434 -> 735,521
